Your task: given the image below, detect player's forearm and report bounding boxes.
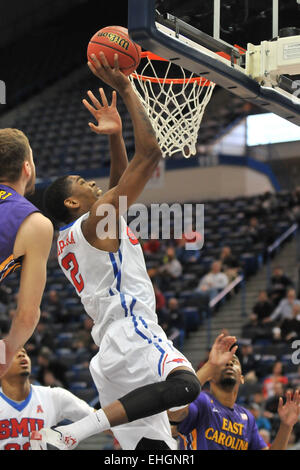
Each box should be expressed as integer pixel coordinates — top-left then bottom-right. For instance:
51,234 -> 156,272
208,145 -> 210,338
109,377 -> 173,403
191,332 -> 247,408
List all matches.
5,308 -> 40,354
196,361 -> 218,385
269,423 -> 293,450
108,132 -> 128,189
119,86 -> 162,162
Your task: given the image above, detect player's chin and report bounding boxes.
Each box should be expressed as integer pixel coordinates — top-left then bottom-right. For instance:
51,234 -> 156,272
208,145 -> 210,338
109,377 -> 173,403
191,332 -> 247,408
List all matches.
20,370 -> 30,377
220,373 -> 237,386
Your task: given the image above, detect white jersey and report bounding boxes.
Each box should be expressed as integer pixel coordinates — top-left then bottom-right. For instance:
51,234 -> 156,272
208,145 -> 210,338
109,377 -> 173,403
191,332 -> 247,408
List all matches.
57,214 -> 157,345
0,385 -> 94,450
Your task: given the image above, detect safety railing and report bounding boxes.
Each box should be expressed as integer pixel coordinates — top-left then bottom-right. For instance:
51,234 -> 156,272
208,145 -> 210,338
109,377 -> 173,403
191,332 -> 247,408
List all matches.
266,223 -> 298,289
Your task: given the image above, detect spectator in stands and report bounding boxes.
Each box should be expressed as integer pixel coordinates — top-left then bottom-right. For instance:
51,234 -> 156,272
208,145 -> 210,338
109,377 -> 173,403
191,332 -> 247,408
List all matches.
237,342 -> 259,383
262,362 -> 289,399
36,347 -> 68,388
287,365 -> 300,390
219,246 -> 240,282
25,322 -> 55,356
43,289 -> 66,323
252,390 -> 266,408
162,297 -> 185,351
264,382 -> 287,417
72,317 -> 98,354
153,282 -> 166,314
280,303 -> 300,342
268,267 -> 294,306
247,216 -> 260,244
260,191 -> 278,215
176,223 -> 202,264
196,261 -> 229,302
157,247 -> 183,289
242,291 -> 274,342
142,236 -> 161,255
265,288 -> 300,325
248,403 -> 272,432
251,291 -> 274,325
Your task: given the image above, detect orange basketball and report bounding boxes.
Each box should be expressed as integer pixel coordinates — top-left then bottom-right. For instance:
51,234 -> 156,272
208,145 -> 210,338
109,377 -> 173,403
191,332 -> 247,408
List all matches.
87,26 -> 142,76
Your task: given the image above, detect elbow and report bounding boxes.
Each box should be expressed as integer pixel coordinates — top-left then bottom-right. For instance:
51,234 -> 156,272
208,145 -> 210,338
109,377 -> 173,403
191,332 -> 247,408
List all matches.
143,146 -> 163,166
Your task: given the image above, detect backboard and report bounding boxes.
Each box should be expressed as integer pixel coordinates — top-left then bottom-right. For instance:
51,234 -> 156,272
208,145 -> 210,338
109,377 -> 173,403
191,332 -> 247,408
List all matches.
128,0 -> 300,126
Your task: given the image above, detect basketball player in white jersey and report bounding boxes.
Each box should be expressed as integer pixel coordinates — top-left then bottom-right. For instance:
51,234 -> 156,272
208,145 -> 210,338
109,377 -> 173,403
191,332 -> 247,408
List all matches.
41,52 -> 238,450
0,347 -> 96,450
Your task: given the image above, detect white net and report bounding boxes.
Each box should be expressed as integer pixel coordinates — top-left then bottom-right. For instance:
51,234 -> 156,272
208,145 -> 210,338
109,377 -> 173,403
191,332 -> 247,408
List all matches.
130,53 -> 216,158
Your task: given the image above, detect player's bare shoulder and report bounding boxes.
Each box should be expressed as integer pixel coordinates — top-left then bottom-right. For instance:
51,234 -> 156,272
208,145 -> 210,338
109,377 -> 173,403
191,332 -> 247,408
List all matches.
14,212 -> 53,258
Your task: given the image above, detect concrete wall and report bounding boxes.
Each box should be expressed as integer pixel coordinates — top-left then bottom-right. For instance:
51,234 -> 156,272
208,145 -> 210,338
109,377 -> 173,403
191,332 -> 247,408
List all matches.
249,141 -> 300,162
95,164 -> 274,205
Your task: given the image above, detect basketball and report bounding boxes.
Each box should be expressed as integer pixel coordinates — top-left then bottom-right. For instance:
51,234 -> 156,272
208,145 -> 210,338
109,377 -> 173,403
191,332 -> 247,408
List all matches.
87,26 -> 142,76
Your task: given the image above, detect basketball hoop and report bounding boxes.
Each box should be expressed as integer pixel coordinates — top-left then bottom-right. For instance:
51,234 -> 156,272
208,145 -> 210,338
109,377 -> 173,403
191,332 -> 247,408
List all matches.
130,51 -> 216,158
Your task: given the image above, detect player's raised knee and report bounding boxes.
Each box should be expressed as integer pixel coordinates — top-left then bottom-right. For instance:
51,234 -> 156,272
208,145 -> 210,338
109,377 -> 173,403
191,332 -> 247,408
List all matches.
165,370 -> 201,406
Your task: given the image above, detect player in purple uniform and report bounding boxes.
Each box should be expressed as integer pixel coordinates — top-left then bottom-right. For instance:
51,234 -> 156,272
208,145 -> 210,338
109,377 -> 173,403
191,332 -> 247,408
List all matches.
169,345 -> 300,450
0,129 -> 53,377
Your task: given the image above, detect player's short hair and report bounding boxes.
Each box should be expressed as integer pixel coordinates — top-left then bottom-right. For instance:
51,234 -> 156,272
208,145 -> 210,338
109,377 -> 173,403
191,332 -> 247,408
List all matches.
0,128 -> 30,183
43,176 -> 72,223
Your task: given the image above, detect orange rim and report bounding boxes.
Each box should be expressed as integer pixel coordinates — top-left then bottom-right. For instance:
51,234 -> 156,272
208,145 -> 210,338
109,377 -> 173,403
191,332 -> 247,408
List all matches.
131,51 -> 212,86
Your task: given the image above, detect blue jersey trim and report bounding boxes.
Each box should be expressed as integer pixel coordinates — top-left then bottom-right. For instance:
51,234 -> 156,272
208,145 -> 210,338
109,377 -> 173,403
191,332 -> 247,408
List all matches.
0,386 -> 33,411
108,251 -> 165,375
131,316 -> 152,344
120,293 -> 129,317
59,221 -> 76,231
109,252 -> 118,278
129,298 -> 136,316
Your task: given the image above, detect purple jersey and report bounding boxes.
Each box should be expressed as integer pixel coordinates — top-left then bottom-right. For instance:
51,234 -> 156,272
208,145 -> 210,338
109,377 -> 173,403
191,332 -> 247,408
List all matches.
178,391 -> 267,450
0,185 -> 39,282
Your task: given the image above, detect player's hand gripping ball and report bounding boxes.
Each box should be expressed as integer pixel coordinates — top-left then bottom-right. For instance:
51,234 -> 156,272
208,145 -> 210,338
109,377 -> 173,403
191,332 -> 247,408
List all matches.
87,25 -> 141,76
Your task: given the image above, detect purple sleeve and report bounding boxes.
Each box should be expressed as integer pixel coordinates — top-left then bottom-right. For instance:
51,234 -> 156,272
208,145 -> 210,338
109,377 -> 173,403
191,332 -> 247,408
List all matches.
247,412 -> 268,450
177,393 -> 205,435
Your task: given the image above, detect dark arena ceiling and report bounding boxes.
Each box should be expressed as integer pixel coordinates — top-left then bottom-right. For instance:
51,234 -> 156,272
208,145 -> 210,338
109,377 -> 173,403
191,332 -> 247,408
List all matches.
155,0 -> 300,47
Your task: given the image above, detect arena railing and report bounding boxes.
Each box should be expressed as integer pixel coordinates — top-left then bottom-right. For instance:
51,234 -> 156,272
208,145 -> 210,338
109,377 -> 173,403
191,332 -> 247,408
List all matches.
266,223 -> 299,289
203,274 -> 246,348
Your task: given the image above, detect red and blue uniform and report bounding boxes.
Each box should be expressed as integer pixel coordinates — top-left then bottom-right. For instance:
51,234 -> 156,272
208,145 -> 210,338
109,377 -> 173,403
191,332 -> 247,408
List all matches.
0,184 -> 39,283
178,391 -> 267,450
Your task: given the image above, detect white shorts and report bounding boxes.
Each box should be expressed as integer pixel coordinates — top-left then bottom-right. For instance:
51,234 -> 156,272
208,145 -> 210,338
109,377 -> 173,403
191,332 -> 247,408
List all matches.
89,316 -> 195,450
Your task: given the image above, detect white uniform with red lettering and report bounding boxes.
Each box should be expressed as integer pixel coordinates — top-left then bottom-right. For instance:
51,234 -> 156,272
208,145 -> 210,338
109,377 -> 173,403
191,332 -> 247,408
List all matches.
0,385 -> 94,450
57,214 -> 194,450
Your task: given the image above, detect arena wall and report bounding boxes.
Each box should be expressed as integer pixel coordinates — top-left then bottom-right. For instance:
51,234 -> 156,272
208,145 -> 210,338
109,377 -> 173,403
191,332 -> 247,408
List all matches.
95,164 -> 274,205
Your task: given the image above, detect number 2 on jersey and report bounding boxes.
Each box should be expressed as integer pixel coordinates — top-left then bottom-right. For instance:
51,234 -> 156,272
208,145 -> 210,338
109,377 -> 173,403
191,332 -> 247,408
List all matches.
62,252 -> 84,293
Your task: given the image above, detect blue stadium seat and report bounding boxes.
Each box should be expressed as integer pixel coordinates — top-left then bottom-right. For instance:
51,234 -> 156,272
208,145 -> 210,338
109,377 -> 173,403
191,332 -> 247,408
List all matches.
182,307 -> 200,331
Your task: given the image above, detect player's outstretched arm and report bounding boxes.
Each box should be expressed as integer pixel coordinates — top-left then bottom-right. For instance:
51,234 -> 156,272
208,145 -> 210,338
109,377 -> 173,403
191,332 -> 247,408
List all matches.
168,334 -> 238,424
83,88 -> 128,189
85,53 -> 161,222
0,213 -> 53,377
266,390 -> 300,450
